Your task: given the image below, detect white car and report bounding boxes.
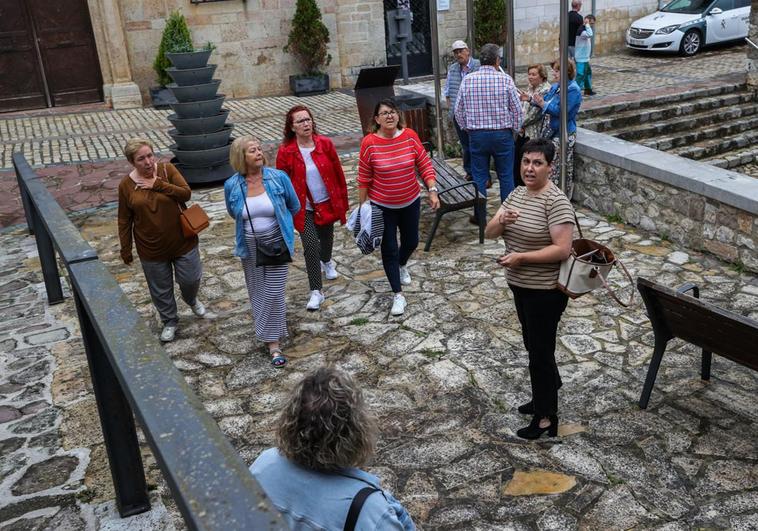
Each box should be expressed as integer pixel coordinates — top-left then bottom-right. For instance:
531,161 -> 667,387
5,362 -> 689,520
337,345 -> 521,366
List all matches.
626,0 -> 751,56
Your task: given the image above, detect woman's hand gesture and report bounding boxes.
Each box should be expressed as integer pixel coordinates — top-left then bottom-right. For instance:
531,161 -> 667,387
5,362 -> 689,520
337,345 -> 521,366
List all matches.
531,93 -> 544,108
428,191 -> 440,210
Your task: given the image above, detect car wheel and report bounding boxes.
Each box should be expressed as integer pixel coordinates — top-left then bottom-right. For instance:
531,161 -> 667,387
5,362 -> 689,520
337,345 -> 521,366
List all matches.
679,29 -> 701,56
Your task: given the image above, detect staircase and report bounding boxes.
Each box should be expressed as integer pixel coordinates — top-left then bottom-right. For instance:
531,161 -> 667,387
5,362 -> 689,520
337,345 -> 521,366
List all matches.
580,84 -> 758,175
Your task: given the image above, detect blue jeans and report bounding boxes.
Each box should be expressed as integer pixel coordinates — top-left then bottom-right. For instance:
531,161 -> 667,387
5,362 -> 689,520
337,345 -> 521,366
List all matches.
576,62 -> 592,91
376,198 -> 420,293
469,129 -> 515,217
453,116 -> 471,176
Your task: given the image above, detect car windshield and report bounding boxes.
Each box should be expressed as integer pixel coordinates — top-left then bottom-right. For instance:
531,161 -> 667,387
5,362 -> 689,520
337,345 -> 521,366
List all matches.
660,0 -> 712,14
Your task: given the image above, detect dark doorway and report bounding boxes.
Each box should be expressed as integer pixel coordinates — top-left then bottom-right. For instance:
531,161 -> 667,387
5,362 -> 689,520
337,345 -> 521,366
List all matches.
383,0 -> 433,77
0,0 -> 103,113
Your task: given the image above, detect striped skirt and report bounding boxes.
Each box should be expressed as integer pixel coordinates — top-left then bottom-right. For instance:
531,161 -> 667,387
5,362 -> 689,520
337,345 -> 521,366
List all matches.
241,227 -> 289,343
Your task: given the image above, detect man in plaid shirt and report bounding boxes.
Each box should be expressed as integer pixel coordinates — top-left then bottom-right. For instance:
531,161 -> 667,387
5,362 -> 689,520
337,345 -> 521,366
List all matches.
454,43 -> 523,222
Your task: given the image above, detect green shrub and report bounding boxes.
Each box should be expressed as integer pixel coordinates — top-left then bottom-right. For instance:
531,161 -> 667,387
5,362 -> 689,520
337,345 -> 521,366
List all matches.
474,0 -> 506,49
153,10 -> 194,86
285,0 -> 332,75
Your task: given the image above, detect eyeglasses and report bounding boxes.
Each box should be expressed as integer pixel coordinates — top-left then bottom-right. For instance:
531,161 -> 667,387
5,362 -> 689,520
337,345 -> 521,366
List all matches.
378,110 -> 397,117
294,117 -> 312,124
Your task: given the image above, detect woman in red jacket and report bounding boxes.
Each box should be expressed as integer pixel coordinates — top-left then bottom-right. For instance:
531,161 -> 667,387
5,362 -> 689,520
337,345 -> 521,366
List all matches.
276,105 -> 349,311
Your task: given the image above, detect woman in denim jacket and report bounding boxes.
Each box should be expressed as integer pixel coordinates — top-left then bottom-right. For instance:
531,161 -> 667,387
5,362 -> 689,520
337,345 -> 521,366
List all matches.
224,135 -> 300,367
531,58 -> 583,199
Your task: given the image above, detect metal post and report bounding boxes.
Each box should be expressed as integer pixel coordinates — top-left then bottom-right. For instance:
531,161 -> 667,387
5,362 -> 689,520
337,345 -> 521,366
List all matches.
30,204 -> 64,304
466,0 -> 475,55
429,0 -> 445,156
505,0 -> 515,79
14,170 -> 34,235
559,0 -> 569,193
590,0 -> 596,58
73,290 -> 151,517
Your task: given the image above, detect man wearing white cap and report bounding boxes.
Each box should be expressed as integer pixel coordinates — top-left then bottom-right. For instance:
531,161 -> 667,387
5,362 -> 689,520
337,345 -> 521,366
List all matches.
444,40 -> 479,181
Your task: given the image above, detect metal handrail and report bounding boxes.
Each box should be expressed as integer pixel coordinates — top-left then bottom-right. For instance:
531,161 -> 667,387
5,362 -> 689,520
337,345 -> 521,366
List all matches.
747,38 -> 758,51
13,152 -> 284,530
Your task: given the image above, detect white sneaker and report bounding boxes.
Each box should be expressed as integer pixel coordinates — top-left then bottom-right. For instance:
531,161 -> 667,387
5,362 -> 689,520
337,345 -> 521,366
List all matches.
160,325 -> 176,342
306,290 -> 325,311
321,260 -> 338,280
191,300 -> 206,317
399,266 -> 412,286
390,293 -> 407,316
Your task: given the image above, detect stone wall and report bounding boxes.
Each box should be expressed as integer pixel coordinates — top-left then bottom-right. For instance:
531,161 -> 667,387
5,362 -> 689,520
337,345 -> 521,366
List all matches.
574,128 -> 758,273
749,0 -> 758,87
118,0 -> 386,100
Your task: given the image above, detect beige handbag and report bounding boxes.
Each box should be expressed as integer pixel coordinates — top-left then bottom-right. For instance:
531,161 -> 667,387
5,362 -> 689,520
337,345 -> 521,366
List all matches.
558,214 -> 634,306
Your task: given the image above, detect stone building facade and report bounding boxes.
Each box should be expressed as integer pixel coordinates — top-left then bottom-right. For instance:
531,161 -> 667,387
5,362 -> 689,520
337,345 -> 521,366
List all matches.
86,0 -> 658,108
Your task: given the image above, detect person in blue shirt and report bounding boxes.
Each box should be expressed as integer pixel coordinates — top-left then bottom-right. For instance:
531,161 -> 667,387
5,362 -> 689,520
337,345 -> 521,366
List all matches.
250,367 -> 416,530
575,15 -> 596,96
531,59 -> 583,199
224,135 -> 299,367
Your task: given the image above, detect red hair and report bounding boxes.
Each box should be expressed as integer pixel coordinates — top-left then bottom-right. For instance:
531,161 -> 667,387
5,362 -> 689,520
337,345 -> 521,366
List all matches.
283,105 -> 319,141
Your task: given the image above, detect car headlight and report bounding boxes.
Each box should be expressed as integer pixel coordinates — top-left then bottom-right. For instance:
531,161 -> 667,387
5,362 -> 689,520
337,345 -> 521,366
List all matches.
655,24 -> 680,34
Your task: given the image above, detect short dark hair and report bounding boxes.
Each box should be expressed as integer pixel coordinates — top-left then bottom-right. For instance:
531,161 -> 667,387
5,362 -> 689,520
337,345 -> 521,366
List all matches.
522,138 -> 555,165
479,43 -> 500,66
586,14 -> 596,22
370,98 -> 405,133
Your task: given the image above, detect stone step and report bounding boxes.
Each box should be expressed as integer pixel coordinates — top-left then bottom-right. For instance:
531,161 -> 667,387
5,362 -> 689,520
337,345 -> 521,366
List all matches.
579,82 -> 746,119
613,101 -> 758,142
581,90 -> 757,133
638,113 -> 758,152
669,128 -> 758,160
704,144 -> 758,169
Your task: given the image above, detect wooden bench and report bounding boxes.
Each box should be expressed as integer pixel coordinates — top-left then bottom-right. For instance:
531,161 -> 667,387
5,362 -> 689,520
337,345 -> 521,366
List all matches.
423,145 -> 487,251
637,277 -> 758,409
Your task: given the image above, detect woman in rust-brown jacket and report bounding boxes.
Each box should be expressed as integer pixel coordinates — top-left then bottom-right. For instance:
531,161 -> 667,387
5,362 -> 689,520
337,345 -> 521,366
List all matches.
118,138 -> 205,343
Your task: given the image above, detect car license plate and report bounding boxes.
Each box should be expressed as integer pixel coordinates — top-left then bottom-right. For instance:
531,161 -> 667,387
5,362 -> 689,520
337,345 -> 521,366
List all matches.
629,38 -> 645,46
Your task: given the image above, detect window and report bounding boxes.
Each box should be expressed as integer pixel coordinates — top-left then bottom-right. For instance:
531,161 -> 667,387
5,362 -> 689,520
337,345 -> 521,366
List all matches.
661,0 -> 713,14
711,0 -> 734,10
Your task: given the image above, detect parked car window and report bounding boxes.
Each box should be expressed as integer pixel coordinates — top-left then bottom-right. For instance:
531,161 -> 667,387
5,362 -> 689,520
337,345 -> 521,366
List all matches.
711,0 -> 734,10
735,0 -> 750,7
661,0 -> 713,14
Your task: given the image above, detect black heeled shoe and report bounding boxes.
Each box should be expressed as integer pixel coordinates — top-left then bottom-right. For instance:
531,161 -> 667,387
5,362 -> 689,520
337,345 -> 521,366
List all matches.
516,415 -> 558,440
517,401 -> 534,415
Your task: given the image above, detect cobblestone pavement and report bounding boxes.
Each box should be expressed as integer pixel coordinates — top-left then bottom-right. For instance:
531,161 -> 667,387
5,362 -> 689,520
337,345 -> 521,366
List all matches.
1,155 -> 757,529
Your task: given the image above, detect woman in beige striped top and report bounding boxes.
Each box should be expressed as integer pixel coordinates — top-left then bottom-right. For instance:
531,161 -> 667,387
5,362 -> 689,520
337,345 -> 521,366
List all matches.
484,138 -> 575,440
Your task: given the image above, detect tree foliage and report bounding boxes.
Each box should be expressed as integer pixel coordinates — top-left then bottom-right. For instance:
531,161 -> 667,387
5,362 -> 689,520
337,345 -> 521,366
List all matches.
153,10 -> 194,86
285,0 -> 332,75
474,0 -> 507,50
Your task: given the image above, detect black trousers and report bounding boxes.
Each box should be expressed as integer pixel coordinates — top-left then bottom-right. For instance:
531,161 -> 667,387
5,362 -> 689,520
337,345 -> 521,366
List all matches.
509,285 -> 568,417
377,198 -> 420,293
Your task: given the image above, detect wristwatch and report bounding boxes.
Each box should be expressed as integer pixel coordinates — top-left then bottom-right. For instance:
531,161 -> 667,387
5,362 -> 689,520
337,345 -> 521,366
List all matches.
428,186 -> 439,193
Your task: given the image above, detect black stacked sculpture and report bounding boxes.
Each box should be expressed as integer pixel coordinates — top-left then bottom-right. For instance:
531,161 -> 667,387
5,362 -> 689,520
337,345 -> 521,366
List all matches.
166,49 -> 234,185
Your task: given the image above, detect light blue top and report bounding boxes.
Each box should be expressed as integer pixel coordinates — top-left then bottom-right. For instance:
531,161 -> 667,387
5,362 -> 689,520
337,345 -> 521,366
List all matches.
223,168 -> 300,258
540,80 -> 583,136
574,24 -> 594,63
250,448 -> 415,531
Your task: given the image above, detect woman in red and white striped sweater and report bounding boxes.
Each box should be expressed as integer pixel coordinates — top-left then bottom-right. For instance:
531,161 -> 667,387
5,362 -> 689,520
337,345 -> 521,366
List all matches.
358,99 -> 439,316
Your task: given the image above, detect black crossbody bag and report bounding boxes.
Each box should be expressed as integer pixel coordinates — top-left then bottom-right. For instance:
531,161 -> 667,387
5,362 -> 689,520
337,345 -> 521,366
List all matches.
240,182 -> 292,267
344,486 -> 380,531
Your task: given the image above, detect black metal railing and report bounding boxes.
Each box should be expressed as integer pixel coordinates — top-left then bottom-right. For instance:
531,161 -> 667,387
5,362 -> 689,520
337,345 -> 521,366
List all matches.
13,153 -> 284,530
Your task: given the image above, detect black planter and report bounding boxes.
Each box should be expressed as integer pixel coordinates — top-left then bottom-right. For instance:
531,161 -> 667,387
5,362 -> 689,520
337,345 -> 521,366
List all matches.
168,80 -> 221,103
289,74 -> 329,96
165,48 -> 232,185
167,110 -> 229,135
169,125 -> 234,151
150,86 -> 177,108
170,95 -> 225,119
166,50 -> 212,70
167,65 -> 217,86
170,144 -> 231,167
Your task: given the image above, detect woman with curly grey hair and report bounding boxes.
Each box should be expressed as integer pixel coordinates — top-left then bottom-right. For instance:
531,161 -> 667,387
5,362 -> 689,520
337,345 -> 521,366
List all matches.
249,367 -> 415,530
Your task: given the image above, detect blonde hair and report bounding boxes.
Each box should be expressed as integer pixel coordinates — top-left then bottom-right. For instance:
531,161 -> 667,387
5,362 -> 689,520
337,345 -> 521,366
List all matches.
229,135 -> 266,173
551,58 -> 576,80
123,138 -> 154,164
527,63 -> 548,82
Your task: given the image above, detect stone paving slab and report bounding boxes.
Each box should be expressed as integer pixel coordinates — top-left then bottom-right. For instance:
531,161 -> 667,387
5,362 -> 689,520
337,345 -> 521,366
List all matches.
1,154 -> 757,530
